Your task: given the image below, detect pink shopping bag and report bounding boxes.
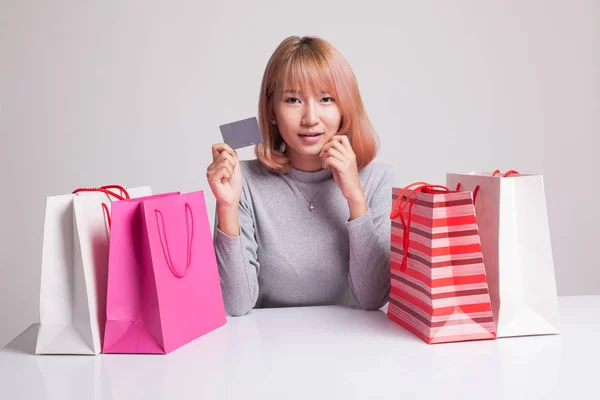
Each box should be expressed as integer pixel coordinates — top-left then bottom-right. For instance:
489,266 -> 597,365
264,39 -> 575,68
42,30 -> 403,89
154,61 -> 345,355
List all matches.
103,190 -> 226,354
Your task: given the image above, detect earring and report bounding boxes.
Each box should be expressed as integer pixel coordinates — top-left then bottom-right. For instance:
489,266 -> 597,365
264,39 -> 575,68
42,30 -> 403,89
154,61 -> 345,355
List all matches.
272,120 -> 277,125
280,142 -> 286,152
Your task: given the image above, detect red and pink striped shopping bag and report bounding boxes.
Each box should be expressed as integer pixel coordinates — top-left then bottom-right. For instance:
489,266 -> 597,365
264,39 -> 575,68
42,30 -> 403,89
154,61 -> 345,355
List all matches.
387,182 -> 496,344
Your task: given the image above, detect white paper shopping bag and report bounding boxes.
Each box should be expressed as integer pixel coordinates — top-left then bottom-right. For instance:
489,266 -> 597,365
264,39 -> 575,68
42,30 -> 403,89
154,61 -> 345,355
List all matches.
446,171 -> 560,338
36,185 -> 152,354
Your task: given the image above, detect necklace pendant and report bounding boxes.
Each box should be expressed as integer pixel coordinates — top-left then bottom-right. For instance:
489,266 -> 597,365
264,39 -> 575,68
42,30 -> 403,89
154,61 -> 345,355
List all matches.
308,202 -> 315,212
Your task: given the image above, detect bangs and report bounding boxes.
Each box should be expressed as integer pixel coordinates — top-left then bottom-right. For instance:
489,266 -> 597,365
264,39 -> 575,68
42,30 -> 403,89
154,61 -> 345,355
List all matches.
277,48 -> 338,98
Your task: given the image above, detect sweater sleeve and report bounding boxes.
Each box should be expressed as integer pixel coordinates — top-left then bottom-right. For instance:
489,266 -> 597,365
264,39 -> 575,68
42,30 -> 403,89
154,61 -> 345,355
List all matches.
345,165 -> 396,310
213,176 -> 260,317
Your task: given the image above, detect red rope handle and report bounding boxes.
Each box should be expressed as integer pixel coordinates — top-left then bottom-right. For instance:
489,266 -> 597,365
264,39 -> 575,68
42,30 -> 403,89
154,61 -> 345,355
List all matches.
391,182 -> 450,271
492,169 -> 520,177
72,187 -> 126,200
399,198 -> 417,271
390,181 -> 430,220
102,203 -> 111,227
390,182 -> 450,220
72,186 -> 130,230
455,169 -> 520,208
503,170 -> 520,177
473,185 -> 480,203
421,185 -> 451,194
455,183 -> 480,204
100,185 -> 130,199
392,183 -> 450,219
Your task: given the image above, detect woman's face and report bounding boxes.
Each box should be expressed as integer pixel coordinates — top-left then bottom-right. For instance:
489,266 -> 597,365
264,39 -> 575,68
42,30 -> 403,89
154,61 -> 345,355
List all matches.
272,86 -> 342,157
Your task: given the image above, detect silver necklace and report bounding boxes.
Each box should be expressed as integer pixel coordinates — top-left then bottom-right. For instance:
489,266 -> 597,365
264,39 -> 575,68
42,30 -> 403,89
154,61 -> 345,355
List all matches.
289,173 -> 330,212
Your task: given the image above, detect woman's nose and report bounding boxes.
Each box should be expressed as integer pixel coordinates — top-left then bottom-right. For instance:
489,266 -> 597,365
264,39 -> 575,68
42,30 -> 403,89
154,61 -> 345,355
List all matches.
302,101 -> 319,126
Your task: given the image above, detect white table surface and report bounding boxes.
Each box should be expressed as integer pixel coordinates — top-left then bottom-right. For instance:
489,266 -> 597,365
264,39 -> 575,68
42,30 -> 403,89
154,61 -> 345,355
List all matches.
1,296 -> 598,400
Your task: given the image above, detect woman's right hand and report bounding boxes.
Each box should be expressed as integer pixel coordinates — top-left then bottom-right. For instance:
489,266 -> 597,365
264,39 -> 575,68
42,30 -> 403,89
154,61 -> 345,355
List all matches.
206,143 -> 242,209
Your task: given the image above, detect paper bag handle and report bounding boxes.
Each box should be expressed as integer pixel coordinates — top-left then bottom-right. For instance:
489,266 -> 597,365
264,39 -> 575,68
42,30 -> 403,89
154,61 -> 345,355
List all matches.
455,170 -> 520,203
492,169 -> 520,177
390,182 -> 449,220
390,182 -> 430,220
155,203 -> 194,278
72,187 -> 126,200
390,182 -> 450,271
455,183 -> 480,204
100,185 -> 131,199
72,186 -> 129,228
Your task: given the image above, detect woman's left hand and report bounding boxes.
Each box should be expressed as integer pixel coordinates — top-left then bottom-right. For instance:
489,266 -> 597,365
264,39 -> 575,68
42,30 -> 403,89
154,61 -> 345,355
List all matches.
320,135 -> 365,204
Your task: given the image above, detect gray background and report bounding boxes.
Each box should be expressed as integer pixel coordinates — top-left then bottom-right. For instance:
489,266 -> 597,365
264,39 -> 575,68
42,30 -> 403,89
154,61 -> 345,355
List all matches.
1,0 -> 598,347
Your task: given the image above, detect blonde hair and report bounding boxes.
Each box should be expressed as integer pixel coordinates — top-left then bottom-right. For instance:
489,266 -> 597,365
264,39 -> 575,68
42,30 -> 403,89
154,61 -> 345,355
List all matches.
255,36 -> 379,174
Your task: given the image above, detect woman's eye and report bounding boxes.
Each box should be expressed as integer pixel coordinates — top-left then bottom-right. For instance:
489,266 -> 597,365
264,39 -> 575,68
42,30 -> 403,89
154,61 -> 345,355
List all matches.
285,97 -> 301,104
322,97 -> 334,103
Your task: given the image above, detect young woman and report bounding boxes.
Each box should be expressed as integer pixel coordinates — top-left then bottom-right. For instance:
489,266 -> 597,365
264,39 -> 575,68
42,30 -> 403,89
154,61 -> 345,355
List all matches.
206,36 -> 395,316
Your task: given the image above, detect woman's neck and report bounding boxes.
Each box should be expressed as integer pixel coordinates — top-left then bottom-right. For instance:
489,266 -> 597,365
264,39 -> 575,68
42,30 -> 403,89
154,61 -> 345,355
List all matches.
288,149 -> 323,172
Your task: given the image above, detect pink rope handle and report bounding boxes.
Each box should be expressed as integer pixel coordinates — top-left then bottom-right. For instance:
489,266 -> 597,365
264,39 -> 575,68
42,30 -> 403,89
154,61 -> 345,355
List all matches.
155,202 -> 194,278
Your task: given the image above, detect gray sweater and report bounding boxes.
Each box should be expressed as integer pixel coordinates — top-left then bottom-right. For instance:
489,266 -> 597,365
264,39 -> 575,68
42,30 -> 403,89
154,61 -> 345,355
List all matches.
213,159 -> 396,316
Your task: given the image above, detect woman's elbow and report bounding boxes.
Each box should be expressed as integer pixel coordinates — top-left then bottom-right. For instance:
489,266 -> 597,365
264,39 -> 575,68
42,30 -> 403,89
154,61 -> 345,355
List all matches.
224,295 -> 257,317
357,287 -> 390,311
